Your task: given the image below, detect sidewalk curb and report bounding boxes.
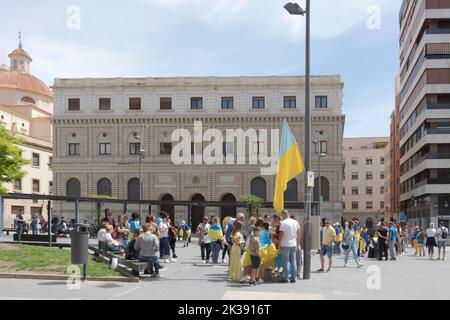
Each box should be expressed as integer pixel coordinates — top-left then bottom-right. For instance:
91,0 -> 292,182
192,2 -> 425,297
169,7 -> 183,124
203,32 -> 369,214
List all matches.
0,273 -> 139,283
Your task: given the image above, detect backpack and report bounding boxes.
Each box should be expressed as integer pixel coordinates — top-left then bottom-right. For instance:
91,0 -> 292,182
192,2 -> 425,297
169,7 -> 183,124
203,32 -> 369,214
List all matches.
441,227 -> 448,240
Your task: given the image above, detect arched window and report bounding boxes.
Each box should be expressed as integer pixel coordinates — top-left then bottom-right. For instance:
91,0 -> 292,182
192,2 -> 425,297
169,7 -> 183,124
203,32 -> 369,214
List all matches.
313,176 -> 330,202
21,96 -> 35,104
160,194 -> 175,222
128,178 -> 140,201
251,177 -> 267,201
285,179 -> 298,202
66,178 -> 81,197
221,193 -> 237,219
97,178 -> 112,197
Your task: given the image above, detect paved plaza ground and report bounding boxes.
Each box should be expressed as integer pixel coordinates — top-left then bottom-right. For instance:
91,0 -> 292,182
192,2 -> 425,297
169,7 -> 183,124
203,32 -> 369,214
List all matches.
0,236 -> 448,300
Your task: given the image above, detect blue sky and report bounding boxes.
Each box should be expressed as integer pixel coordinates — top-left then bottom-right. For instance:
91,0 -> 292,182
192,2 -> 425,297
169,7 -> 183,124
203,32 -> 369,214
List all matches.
0,0 -> 402,137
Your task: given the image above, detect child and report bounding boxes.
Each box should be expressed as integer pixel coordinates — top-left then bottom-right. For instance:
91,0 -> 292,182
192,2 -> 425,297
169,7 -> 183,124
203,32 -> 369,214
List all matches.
250,227 -> 262,285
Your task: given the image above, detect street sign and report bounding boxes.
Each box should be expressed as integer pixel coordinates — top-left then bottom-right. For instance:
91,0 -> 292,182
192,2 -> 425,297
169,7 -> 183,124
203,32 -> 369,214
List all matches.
307,171 -> 315,187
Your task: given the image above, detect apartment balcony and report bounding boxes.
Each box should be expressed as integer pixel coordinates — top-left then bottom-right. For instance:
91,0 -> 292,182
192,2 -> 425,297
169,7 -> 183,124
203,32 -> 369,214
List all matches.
425,128 -> 450,134
400,178 -> 450,201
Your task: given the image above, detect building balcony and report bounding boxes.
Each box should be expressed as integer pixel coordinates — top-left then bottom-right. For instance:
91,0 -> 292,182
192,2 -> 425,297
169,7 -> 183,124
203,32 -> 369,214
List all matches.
425,128 -> 450,134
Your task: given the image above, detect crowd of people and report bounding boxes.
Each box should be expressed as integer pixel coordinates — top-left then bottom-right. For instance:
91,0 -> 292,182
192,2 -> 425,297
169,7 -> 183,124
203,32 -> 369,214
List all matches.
194,210 -> 301,285
93,208 -> 448,282
316,217 -> 449,273
96,209 -> 191,278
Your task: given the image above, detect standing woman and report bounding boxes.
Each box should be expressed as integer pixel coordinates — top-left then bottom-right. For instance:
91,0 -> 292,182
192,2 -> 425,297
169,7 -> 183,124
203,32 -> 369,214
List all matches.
343,221 -> 363,268
222,216 -> 233,264
128,212 -> 141,236
228,221 -> 245,282
425,223 -> 437,260
209,216 -> 224,264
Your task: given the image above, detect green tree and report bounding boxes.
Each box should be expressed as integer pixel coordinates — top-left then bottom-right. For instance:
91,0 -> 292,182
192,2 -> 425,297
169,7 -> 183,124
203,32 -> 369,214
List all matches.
0,126 -> 30,194
239,195 -> 264,218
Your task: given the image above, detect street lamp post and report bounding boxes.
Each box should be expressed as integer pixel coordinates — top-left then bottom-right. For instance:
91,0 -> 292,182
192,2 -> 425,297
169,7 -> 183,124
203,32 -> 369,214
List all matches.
314,130 -> 325,219
136,125 -> 148,217
284,0 -> 312,279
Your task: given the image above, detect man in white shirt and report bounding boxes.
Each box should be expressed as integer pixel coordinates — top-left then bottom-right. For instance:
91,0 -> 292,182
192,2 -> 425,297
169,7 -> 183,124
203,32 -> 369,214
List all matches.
436,222 -> 448,261
279,210 -> 301,283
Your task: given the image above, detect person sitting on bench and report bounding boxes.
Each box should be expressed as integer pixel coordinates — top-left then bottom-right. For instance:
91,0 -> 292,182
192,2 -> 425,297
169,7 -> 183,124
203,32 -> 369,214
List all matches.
104,225 -> 125,253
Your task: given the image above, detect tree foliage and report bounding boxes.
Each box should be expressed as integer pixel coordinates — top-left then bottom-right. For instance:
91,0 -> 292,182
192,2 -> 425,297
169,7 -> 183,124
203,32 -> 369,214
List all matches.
239,195 -> 264,218
0,126 -> 30,194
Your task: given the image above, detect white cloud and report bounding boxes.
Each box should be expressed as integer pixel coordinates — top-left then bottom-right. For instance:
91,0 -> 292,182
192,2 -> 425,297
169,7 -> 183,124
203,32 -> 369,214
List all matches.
143,0 -> 397,40
22,37 -> 140,85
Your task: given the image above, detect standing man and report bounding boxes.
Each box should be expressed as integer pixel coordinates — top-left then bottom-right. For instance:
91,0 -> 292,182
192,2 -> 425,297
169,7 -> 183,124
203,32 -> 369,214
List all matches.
436,222 -> 448,261
30,211 -> 39,235
317,220 -> 336,272
388,222 -> 398,261
15,210 -> 26,240
279,210 -> 300,283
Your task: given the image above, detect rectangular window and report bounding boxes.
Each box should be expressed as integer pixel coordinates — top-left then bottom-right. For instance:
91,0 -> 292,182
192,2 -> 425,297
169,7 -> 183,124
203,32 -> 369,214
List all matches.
352,187 -> 359,195
366,158 -> 373,165
68,98 -> 80,111
283,96 -> 296,109
366,172 -> 373,180
32,153 -> 40,167
342,187 -> 345,195
129,97 -> 141,110
380,186 -> 385,194
380,201 -> 385,209
352,158 -> 358,165
352,172 -> 358,180
11,206 -> 25,216
366,201 -> 373,209
99,143 -> 111,155
352,202 -> 359,210
191,97 -> 203,110
252,97 -> 265,109
315,96 -> 328,109
68,143 -> 80,156
48,156 -> 52,168
380,172 -> 385,179
99,98 -> 111,111
221,97 -> 234,110
160,97 -> 172,110
49,181 -> 53,194
160,142 -> 172,155
366,187 -> 373,195
343,202 -> 346,210
13,179 -> 22,191
129,143 -> 141,155
32,179 -> 40,193
380,157 -> 385,165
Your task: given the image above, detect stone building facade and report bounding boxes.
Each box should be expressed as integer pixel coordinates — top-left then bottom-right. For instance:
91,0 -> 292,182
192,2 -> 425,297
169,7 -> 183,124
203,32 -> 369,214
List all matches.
0,43 -> 53,230
52,76 -> 345,229
342,137 -> 390,229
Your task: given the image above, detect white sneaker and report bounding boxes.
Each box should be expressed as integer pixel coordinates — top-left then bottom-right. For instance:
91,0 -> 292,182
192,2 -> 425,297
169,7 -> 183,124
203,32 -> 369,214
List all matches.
357,263 -> 364,268
344,263 -> 349,267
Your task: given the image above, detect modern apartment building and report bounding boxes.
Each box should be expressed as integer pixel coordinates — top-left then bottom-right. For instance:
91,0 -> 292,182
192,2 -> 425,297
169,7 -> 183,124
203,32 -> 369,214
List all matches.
0,43 -> 53,230
342,137 -> 389,228
52,76 -> 345,229
397,0 -> 450,227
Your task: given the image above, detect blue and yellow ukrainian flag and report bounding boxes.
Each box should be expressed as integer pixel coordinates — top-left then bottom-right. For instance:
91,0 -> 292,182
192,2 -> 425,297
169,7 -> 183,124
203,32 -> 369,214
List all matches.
208,224 -> 224,241
273,120 -> 305,213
